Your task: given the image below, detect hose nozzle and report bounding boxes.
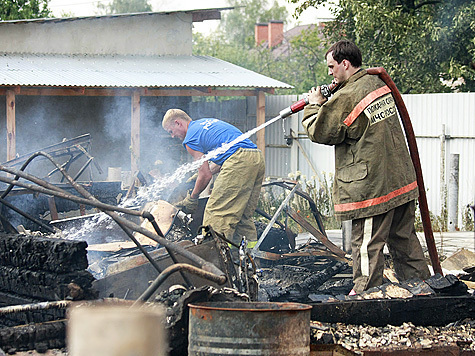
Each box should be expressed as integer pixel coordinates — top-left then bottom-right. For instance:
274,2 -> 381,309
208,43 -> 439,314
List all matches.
279,96 -> 309,119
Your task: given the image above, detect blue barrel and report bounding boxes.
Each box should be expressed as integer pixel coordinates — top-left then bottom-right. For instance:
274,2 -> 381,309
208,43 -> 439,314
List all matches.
188,301 -> 311,355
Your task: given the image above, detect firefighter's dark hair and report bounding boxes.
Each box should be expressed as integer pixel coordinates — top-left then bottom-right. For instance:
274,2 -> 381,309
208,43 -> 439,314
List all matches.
326,40 -> 362,68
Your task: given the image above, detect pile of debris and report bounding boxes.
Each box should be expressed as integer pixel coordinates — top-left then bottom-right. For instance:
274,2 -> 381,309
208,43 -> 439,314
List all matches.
312,320 -> 475,353
0,233 -> 96,311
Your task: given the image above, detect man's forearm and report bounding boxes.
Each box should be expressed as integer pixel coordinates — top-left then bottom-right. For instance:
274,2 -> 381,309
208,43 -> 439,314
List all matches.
191,172 -> 212,199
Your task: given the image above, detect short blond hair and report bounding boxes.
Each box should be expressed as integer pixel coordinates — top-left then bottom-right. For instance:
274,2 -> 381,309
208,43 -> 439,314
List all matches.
162,109 -> 192,129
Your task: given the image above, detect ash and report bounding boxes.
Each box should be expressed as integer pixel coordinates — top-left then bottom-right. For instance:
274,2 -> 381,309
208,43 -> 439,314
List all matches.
256,255 -> 352,302
311,319 -> 475,353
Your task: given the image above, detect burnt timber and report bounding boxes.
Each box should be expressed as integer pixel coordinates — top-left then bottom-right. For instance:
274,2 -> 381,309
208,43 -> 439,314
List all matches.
310,295 -> 475,327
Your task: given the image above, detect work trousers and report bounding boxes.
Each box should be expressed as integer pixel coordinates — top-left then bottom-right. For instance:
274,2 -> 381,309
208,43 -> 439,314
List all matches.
203,148 -> 265,244
351,200 -> 431,293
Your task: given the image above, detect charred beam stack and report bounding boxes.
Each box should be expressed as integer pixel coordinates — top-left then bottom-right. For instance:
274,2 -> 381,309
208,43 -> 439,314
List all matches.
0,233 -> 96,327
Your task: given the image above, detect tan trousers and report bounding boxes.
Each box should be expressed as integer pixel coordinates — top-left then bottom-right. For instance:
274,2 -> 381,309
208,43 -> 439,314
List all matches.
203,148 -> 265,244
351,200 -> 431,293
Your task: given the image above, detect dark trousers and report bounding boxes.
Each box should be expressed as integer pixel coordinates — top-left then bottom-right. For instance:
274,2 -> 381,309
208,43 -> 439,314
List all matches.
351,200 -> 431,293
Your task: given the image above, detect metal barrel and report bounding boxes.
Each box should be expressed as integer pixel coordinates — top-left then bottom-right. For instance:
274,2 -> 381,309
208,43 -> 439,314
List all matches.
188,301 -> 311,356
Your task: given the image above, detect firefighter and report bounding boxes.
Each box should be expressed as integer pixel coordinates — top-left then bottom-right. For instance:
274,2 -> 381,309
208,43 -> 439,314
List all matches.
162,109 -> 265,246
302,40 -> 431,293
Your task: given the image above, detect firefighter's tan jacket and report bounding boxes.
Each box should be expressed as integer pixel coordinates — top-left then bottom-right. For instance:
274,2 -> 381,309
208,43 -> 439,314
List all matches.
302,69 -> 418,221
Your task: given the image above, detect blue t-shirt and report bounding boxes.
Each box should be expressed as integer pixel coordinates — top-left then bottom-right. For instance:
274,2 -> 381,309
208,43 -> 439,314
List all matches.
183,118 -> 256,165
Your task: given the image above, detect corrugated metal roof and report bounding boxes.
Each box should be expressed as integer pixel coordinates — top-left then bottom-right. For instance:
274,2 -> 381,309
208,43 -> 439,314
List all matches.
0,8 -> 234,25
0,53 -> 293,89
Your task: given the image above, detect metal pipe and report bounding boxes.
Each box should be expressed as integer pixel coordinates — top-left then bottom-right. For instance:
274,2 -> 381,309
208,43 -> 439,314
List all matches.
0,196 -> 56,233
0,167 -> 142,217
366,67 -> 443,275
143,211 -> 193,288
0,154 -> 227,280
0,300 -> 71,316
73,157 -> 93,181
133,263 -> 227,305
251,183 -> 299,257
440,124 -> 447,219
1,151 -> 56,199
115,223 -> 163,275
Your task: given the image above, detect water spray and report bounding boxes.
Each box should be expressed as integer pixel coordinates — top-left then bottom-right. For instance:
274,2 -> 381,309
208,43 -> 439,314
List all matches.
123,82 -> 340,208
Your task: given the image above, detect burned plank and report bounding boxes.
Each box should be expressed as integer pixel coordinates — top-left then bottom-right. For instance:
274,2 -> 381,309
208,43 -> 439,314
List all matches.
0,233 -> 88,273
0,320 -> 66,354
310,295 -> 475,327
0,266 -> 95,301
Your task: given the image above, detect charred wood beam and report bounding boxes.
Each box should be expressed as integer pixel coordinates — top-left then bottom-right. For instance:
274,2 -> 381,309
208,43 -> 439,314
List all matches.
0,319 -> 66,353
0,265 -> 95,300
0,166 -> 142,217
310,295 -> 475,327
0,233 -> 88,273
286,206 -> 347,259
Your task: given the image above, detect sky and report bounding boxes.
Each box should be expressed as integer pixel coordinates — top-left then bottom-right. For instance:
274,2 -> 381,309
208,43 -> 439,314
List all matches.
48,0 -> 335,34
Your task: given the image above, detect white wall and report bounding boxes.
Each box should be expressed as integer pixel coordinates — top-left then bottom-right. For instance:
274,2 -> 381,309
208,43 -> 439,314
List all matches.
0,13 -> 193,55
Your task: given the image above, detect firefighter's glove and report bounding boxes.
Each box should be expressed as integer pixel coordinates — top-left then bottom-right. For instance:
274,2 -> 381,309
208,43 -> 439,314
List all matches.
175,193 -> 198,214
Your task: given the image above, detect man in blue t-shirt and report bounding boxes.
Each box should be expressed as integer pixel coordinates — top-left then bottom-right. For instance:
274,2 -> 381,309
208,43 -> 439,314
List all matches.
162,108 -> 265,245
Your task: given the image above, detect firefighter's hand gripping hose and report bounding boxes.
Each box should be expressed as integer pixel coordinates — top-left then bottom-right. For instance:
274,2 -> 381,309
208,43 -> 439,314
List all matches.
278,82 -> 339,119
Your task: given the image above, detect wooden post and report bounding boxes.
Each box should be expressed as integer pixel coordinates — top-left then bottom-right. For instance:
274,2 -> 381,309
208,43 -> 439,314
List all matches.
256,90 -> 266,157
47,197 -> 59,221
6,90 -> 16,161
131,91 -> 141,173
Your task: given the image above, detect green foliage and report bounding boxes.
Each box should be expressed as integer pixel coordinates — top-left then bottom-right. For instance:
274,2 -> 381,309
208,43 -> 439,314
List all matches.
286,25 -> 332,92
0,0 -> 51,20
193,8 -> 332,94
462,205 -> 474,231
287,0 -> 475,93
96,0 -> 152,15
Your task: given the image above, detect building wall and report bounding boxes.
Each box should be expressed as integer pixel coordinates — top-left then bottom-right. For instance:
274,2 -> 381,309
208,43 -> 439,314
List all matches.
0,13 -> 193,55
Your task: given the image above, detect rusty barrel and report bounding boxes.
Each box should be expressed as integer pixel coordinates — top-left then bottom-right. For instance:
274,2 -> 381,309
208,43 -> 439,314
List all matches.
188,301 -> 311,355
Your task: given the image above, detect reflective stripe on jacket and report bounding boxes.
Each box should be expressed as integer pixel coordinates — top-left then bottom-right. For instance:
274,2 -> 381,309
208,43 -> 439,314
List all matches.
302,70 -> 418,220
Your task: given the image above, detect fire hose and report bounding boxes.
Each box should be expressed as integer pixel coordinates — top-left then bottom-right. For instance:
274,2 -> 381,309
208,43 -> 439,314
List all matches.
275,70 -> 442,275
366,67 -> 442,275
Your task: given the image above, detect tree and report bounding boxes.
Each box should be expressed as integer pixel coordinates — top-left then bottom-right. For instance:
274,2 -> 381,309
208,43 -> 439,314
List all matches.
287,25 -> 332,92
0,0 -> 51,20
193,0 -> 332,94
96,0 -> 152,15
287,0 -> 475,93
